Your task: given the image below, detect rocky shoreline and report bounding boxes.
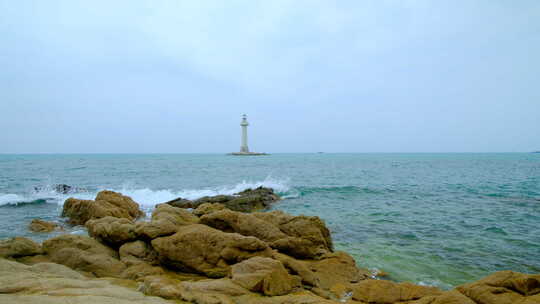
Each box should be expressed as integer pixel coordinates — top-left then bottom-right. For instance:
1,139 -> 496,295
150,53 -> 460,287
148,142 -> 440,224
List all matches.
0,188 -> 538,304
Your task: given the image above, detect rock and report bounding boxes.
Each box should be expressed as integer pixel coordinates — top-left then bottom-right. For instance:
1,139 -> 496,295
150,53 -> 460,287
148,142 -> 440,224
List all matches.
234,290 -> 338,304
29,219 -> 60,232
151,224 -> 271,278
33,184 -> 86,194
143,275 -> 184,299
272,252 -> 320,287
0,237 -> 42,258
193,203 -> 226,216
62,190 -> 143,225
0,258 -> 172,304
86,216 -> 138,247
231,256 -> 296,296
351,279 -> 441,303
456,270 -> 540,304
42,234 -> 125,278
306,251 -> 369,290
165,186 -> 281,212
182,278 -> 251,297
413,290 -> 476,304
119,240 -> 160,266
121,262 -> 165,281
136,204 -> 200,239
201,209 -> 333,259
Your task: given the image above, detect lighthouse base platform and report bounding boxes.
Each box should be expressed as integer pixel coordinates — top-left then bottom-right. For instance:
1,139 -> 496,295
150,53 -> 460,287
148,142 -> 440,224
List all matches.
228,152 -> 268,156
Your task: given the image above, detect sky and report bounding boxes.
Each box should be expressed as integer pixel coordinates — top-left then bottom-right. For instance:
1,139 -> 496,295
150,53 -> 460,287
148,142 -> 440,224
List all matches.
1,0 -> 539,153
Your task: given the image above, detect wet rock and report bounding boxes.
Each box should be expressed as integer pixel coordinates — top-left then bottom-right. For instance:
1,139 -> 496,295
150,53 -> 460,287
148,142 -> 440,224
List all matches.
29,219 -> 60,232
0,258 -> 172,304
151,224 -> 271,278
456,270 -> 540,304
201,209 -> 333,259
42,234 -> 125,278
231,256 -> 296,296
165,186 -> 280,212
136,204 -> 199,239
0,237 -> 42,258
351,279 -> 441,303
33,184 -> 86,194
86,216 -> 138,247
62,190 -> 143,226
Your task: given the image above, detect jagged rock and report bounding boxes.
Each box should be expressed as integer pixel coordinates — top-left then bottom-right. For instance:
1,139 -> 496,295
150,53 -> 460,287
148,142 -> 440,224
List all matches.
231,256 -> 296,296
151,224 -> 271,278
351,279 -> 441,303
182,278 -> 251,297
136,204 -> 200,239
456,270 -> 540,304
119,240 -> 160,266
86,216 -> 138,247
200,209 -> 333,259
165,187 -> 280,212
62,190 -> 143,225
193,203 -> 226,216
272,252 -> 320,287
29,219 -> 60,232
0,258 -> 172,304
0,237 -> 42,258
42,234 -> 125,278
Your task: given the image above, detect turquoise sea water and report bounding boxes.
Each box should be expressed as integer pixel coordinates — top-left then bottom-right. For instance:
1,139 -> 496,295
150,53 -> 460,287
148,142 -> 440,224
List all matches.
0,153 -> 539,289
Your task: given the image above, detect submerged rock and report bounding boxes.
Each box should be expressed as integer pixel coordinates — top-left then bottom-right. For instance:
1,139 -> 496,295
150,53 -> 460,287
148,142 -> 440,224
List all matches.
62,190 -> 143,225
29,219 -> 60,232
165,186 -> 280,212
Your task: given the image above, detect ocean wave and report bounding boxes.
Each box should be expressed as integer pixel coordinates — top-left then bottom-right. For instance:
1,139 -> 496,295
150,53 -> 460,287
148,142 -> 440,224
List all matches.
0,178 -> 290,209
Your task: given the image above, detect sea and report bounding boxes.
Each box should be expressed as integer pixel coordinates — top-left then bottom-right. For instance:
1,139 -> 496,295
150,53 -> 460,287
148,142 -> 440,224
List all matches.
0,153 -> 539,289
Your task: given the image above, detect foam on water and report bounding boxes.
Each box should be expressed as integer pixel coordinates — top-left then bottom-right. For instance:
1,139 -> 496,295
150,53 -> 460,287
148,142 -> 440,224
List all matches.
0,178 -> 290,209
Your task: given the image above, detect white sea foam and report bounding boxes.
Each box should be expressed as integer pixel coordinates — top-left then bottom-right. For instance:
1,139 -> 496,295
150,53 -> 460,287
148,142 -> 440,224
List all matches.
0,178 -> 290,209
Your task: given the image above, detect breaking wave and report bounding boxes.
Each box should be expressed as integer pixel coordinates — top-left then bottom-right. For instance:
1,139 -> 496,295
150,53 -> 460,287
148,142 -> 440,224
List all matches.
0,178 -> 290,209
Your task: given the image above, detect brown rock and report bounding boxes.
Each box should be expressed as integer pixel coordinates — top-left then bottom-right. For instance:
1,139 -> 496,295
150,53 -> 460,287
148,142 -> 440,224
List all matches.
457,271 -> 540,304
136,204 -> 200,239
231,257 -> 296,296
234,290 -> 337,304
0,258 -> 172,304
151,224 -> 271,278
28,219 -> 60,232
193,203 -> 226,216
181,278 -> 250,297
306,251 -> 369,290
201,209 -> 333,259
62,190 -> 143,225
121,262 -> 165,281
414,290 -> 476,304
273,252 -> 320,287
119,240 -> 160,266
0,237 -> 42,258
42,234 -> 125,278
86,216 -> 138,247
165,186 -> 281,213
351,279 -> 441,303
143,275 -> 184,299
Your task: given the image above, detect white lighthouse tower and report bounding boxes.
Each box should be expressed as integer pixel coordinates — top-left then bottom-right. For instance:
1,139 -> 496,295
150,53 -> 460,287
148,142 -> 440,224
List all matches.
240,114 -> 249,153
230,114 -> 266,156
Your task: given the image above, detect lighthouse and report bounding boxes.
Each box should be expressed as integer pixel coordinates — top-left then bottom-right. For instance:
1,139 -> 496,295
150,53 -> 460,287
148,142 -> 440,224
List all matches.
230,114 -> 267,156
240,114 -> 249,153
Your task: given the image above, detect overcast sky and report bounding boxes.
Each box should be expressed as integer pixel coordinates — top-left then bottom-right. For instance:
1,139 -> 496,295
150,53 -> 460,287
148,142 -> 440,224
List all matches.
1,1 -> 539,153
